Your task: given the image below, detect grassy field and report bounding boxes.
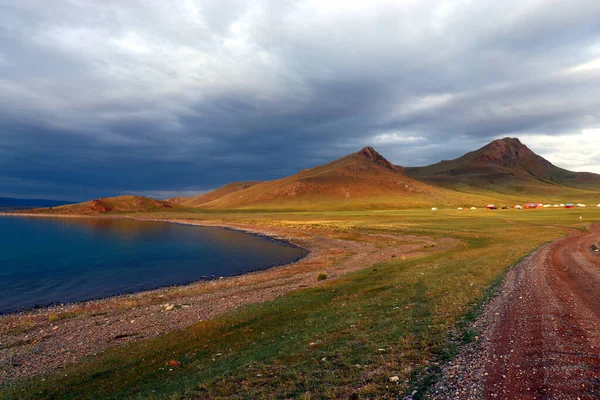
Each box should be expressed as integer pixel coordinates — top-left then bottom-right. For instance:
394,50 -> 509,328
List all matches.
2,208 -> 599,399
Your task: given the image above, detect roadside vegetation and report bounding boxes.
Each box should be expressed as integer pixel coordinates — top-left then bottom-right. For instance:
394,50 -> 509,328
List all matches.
2,208 -> 598,399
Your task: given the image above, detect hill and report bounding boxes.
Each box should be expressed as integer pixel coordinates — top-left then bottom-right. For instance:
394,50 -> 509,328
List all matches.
17,195 -> 187,215
196,147 -> 497,210
167,181 -> 262,207
405,137 -> 600,197
18,139 -> 599,214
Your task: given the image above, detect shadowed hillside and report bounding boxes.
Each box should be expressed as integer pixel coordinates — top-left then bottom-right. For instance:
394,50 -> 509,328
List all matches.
405,137 -> 600,196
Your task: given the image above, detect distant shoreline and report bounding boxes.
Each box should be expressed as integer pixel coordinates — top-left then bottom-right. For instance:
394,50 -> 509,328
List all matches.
0,212 -> 98,219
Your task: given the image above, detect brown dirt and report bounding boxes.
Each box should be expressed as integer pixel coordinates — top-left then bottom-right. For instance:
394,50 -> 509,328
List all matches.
431,223 -> 600,399
0,217 -> 458,385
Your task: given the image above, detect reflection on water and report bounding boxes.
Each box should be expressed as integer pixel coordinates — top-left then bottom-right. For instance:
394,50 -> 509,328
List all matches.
0,217 -> 308,314
51,217 -> 171,239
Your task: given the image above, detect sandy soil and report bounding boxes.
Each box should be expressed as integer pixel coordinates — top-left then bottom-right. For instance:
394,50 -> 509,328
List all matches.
0,217 -> 457,385
431,223 -> 600,399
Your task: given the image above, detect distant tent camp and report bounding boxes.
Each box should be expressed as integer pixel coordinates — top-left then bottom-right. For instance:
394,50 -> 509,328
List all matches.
524,203 -> 541,209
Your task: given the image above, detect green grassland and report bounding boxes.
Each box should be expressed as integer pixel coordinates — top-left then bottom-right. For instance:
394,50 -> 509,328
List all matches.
2,208 -> 599,399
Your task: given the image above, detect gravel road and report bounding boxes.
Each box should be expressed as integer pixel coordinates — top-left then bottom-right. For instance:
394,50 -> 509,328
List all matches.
432,223 -> 600,399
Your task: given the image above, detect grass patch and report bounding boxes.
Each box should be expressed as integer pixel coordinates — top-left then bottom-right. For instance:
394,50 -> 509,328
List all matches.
47,310 -> 81,323
2,209 -> 590,399
317,272 -> 329,281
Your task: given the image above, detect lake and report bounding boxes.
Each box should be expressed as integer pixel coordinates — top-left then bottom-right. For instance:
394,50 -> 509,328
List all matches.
0,217 -> 308,314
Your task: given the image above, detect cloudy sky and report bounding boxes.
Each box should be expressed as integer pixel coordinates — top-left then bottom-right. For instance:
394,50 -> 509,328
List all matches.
2,0 -> 600,200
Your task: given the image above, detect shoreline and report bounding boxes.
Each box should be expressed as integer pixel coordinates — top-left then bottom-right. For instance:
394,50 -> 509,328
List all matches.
0,214 -> 458,384
0,213 -> 310,317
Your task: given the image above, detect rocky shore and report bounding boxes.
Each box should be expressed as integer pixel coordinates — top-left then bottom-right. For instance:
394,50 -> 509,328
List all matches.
1,216 -> 455,384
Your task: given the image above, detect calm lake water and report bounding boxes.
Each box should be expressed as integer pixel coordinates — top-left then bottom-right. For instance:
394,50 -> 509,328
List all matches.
0,217 -> 308,314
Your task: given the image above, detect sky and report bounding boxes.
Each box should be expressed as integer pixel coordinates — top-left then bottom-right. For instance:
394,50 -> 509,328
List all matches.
2,0 -> 600,201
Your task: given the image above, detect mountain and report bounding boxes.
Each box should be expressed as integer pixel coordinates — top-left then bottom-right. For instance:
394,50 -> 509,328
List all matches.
167,181 -> 262,207
405,137 -> 600,196
0,197 -> 74,209
194,147 -> 493,210
20,139 -> 598,214
20,148 -> 497,213
17,195 -> 187,215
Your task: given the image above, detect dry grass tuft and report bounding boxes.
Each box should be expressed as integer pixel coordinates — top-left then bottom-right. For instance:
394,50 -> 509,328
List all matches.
317,272 -> 329,281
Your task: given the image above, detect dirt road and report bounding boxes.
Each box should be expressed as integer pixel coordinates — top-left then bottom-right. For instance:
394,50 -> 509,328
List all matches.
433,223 -> 600,399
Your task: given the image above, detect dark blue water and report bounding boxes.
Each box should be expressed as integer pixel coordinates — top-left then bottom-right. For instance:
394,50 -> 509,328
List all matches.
0,217 -> 308,314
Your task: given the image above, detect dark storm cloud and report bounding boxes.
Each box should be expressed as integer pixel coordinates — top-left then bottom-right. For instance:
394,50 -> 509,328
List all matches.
2,0 -> 600,200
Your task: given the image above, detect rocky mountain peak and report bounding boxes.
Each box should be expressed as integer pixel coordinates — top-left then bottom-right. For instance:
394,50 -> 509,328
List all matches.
358,147 -> 396,170
477,137 -> 535,167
